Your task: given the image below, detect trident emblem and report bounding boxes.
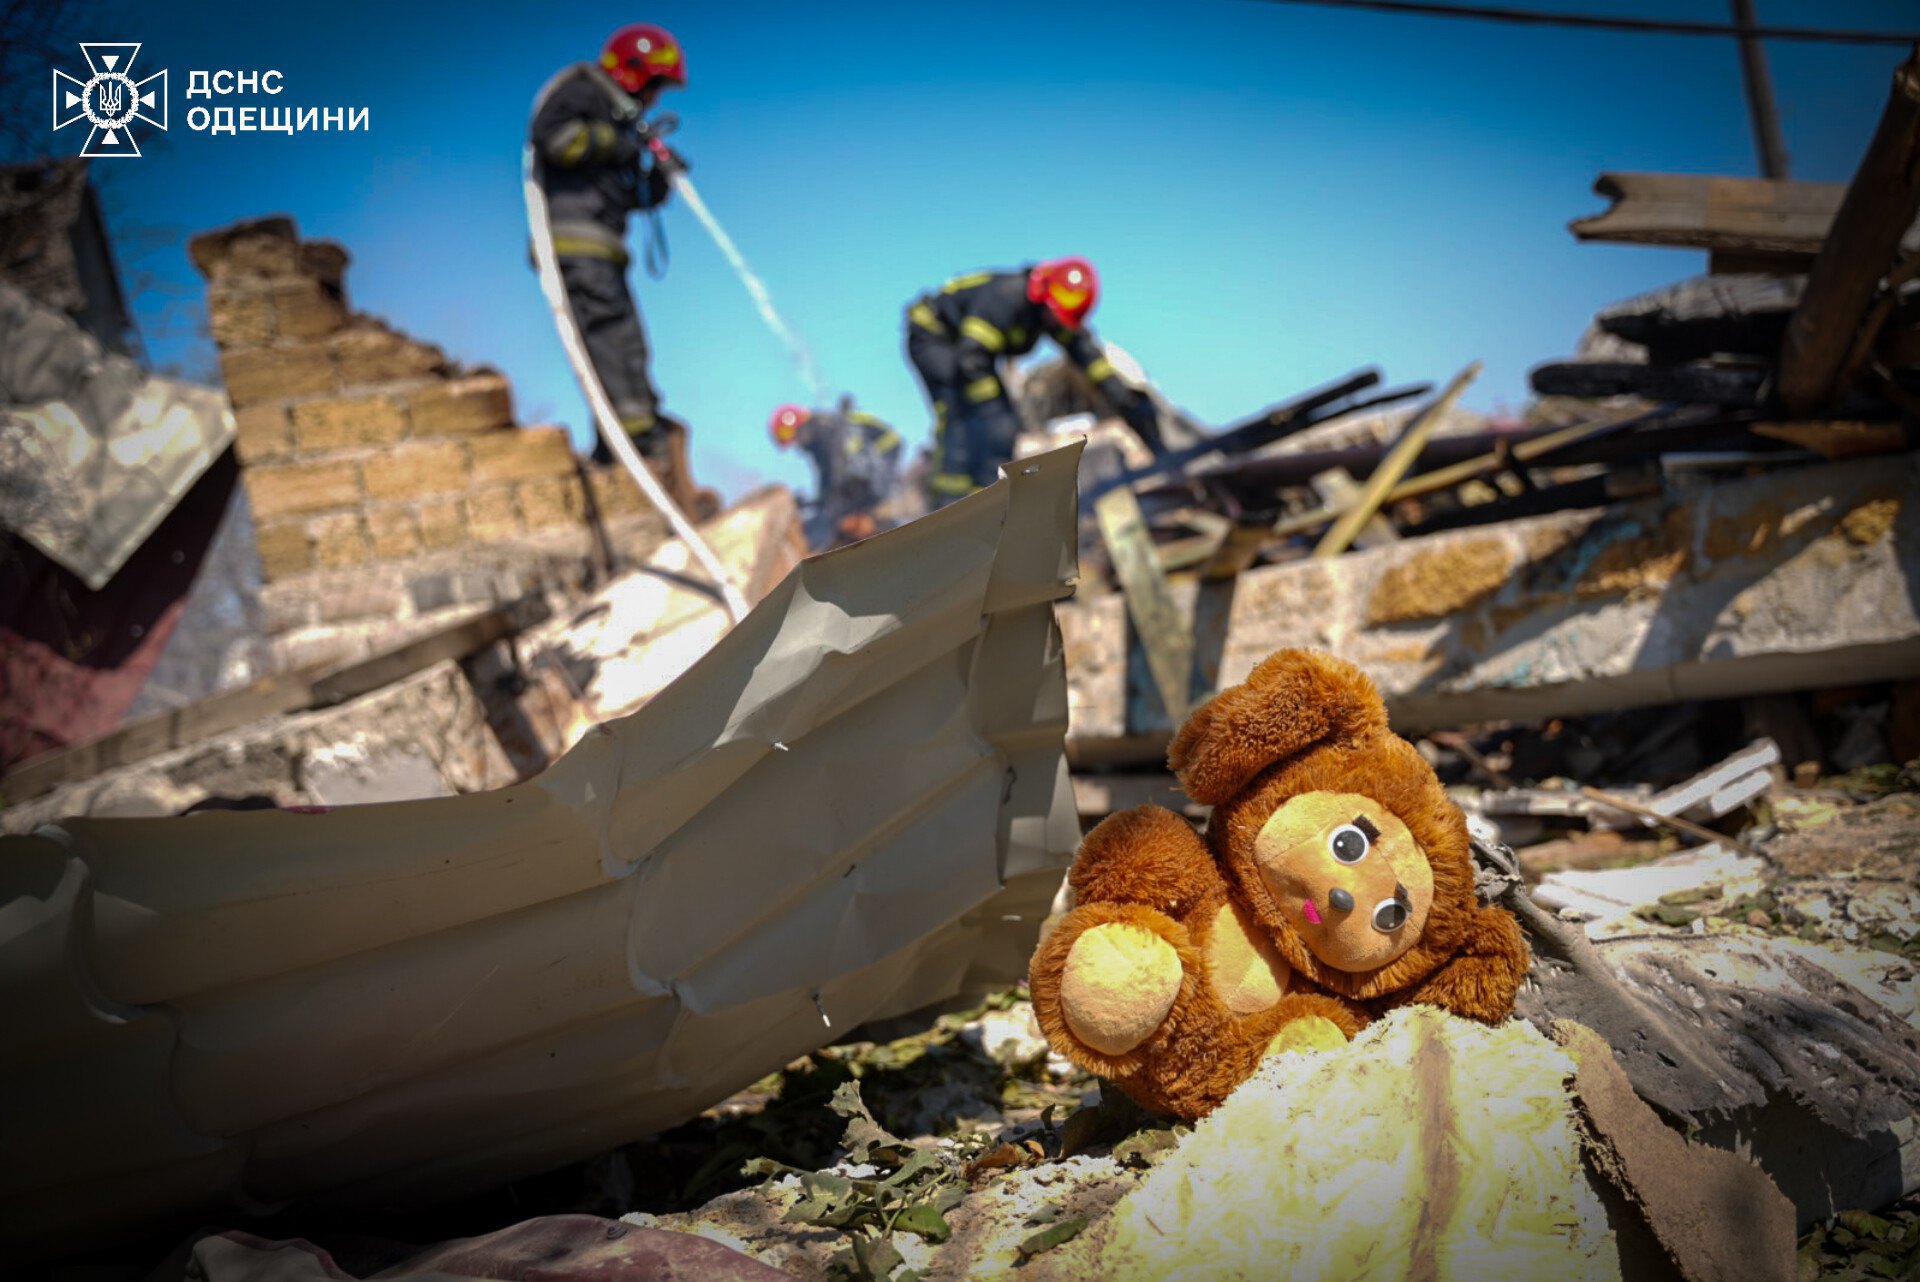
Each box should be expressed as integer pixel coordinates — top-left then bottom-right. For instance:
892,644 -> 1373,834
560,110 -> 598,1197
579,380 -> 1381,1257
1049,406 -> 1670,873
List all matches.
52,43 -> 168,158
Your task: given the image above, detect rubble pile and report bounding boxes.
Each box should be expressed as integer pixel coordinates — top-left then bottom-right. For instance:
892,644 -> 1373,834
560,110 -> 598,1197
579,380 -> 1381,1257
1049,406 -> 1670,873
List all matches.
1041,52 -> 1919,794
2,42 -> 1918,1282
0,212 -> 824,825
593,757 -> 1915,1282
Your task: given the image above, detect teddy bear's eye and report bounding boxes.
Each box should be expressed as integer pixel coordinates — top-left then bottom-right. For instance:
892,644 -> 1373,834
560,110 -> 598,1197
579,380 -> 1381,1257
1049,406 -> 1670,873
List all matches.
1372,897 -> 1409,932
1328,823 -> 1370,864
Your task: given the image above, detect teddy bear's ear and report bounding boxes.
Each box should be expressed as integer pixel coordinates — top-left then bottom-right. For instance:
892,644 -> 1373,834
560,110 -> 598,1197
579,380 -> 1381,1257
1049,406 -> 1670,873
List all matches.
1168,648 -> 1390,806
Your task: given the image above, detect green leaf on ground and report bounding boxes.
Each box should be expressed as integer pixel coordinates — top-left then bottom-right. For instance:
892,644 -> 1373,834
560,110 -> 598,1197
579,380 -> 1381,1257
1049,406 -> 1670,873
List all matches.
1018,1217 -> 1088,1257
786,1171 -> 862,1227
830,1080 -> 914,1166
1837,1211 -> 1892,1240
893,1202 -> 954,1243
828,1232 -> 905,1280
881,1148 -> 944,1188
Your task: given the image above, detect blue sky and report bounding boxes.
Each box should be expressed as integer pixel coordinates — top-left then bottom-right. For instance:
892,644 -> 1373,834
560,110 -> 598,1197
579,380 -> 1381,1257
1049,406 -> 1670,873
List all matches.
27,1 -> 1911,500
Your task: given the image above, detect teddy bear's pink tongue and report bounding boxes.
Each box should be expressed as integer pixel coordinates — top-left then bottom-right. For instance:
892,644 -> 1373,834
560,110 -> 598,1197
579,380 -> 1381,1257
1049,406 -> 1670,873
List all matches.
1302,899 -> 1322,925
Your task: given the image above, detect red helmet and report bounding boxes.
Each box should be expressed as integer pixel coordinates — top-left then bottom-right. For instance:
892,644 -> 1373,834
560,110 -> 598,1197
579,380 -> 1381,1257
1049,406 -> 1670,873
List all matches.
1028,257 -> 1099,330
769,403 -> 809,446
601,23 -> 687,95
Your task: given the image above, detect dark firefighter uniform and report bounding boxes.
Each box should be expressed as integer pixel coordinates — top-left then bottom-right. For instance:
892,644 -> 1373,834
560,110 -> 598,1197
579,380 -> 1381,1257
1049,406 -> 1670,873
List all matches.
905,268 -> 1163,502
794,406 -> 903,549
529,62 -> 676,457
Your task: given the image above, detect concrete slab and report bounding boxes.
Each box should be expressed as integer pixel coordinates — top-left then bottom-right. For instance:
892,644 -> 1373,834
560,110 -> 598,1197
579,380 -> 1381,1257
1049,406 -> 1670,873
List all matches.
1063,452 -> 1920,759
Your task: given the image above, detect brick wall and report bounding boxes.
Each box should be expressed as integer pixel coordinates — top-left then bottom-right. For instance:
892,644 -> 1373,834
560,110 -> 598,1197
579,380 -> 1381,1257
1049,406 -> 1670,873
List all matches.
188,216 -> 653,586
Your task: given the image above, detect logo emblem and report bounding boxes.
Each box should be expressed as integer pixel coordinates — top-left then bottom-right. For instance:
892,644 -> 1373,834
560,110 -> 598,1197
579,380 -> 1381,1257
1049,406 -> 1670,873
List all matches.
52,43 -> 168,158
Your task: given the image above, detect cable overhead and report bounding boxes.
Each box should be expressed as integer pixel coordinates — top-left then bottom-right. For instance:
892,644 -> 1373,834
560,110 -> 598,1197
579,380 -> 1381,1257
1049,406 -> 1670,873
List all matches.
1243,0 -> 1920,46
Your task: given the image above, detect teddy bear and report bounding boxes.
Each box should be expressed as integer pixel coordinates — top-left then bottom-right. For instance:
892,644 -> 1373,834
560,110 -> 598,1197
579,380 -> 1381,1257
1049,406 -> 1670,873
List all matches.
1029,647 -> 1529,1118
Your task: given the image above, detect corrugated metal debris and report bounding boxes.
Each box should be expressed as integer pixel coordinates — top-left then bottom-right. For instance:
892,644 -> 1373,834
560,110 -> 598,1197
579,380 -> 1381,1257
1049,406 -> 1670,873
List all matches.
0,444 -> 1084,1260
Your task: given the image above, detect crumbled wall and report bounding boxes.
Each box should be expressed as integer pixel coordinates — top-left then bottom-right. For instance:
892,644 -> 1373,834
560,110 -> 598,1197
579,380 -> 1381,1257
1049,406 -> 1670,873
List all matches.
187,216 -> 652,587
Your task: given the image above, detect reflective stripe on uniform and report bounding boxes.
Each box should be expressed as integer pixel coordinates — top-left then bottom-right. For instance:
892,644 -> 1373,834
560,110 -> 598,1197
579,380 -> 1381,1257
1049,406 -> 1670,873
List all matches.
959,317 -> 1006,352
589,120 -> 616,158
928,470 -> 978,495
552,121 -> 591,165
1086,356 -> 1117,384
551,218 -> 631,264
963,375 -> 1002,403
621,411 -> 657,433
552,236 -> 631,264
940,271 -> 992,294
908,302 -> 946,335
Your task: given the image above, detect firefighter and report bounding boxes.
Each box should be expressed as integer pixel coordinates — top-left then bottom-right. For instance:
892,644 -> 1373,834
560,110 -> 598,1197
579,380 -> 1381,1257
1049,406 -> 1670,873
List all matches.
904,257 -> 1164,504
529,24 -> 691,479
771,399 -> 904,548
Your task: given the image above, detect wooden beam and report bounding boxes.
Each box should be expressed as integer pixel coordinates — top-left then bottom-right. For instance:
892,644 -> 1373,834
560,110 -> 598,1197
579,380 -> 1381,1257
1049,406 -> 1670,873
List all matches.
1749,420 -> 1911,459
1153,533 -> 1227,574
1274,404 -> 1666,537
1314,362 -> 1481,558
1100,368 -> 1390,495
311,600 -> 544,706
1779,47 -> 1920,417
1310,468 -> 1400,549
1149,510 -> 1233,575
1095,485 -> 1194,723
1568,171 -> 1920,258
1199,520 -> 1283,580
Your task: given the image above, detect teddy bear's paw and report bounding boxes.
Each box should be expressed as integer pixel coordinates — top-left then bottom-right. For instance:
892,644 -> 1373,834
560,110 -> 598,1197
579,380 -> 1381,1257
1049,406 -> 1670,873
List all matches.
1059,922 -> 1184,1056
1263,1015 -> 1349,1058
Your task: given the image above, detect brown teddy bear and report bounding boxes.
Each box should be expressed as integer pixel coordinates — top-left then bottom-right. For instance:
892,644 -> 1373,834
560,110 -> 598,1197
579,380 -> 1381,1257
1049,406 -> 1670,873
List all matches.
1029,648 -> 1529,1118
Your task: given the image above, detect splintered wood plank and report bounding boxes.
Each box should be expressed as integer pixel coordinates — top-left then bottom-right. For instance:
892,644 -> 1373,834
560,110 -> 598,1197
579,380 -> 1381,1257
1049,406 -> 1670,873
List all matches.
1749,420 -> 1909,459
1310,467 -> 1399,549
1779,48 -> 1920,417
1557,1019 -> 1796,1281
1572,172 -> 1847,255
1270,410 -> 1629,540
1315,362 -> 1481,558
1095,485 -> 1193,724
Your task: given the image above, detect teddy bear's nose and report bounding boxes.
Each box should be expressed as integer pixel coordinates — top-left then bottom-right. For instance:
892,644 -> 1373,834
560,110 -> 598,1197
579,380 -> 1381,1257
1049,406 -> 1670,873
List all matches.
1327,887 -> 1355,913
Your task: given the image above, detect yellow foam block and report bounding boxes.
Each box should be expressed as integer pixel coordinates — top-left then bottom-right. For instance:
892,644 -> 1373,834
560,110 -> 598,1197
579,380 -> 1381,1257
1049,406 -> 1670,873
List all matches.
1099,1006 -> 1620,1281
